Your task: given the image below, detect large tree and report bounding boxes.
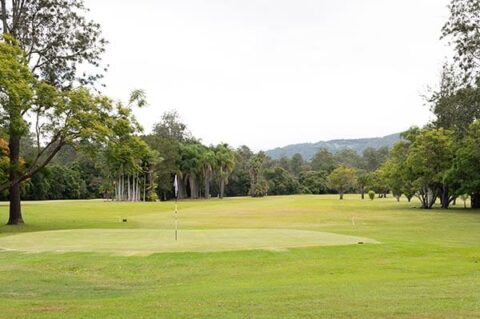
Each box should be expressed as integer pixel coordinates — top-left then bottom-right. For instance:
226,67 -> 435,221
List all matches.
327,165 -> 357,200
0,0 -> 106,87
1,0 -> 107,224
449,120 -> 480,208
442,0 -> 480,82
0,39 -> 119,224
145,111 -> 190,200
405,128 -> 456,209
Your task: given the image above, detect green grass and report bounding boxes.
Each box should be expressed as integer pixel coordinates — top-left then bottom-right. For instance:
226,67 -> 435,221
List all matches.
0,228 -> 377,255
0,195 -> 479,318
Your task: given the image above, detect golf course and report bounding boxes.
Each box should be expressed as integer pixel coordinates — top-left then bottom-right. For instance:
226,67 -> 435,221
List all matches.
0,195 -> 479,318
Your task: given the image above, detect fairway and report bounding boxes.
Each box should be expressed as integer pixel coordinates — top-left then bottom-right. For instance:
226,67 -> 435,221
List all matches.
0,228 -> 377,255
0,195 -> 479,318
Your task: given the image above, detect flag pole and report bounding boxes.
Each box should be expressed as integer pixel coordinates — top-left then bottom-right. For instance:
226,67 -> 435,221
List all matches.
175,195 -> 178,241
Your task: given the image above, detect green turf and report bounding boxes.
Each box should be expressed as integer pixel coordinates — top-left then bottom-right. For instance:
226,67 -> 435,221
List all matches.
0,228 -> 377,255
0,195 -> 479,318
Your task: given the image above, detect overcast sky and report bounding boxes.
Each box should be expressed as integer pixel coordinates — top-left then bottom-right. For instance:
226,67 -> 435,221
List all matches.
85,0 -> 451,151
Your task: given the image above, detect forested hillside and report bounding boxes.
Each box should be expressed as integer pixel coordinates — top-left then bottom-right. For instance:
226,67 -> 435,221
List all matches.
266,133 -> 401,159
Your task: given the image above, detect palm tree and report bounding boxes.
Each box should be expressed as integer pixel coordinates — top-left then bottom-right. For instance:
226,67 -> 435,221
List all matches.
215,144 -> 235,199
178,143 -> 203,199
201,146 -> 217,199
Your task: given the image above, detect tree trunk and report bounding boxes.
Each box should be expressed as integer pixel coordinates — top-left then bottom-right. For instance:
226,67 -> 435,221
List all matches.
177,177 -> 186,199
127,175 -> 131,201
1,0 -> 8,34
440,185 -> 453,209
361,187 -> 365,199
419,187 -> 436,209
219,179 -> 225,199
7,135 -> 24,225
189,175 -> 196,199
471,192 -> 480,209
339,192 -> 344,200
143,174 -> 146,202
204,172 -> 210,199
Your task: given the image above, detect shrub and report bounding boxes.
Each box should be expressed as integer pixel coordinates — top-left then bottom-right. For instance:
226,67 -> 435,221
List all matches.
368,190 -> 375,200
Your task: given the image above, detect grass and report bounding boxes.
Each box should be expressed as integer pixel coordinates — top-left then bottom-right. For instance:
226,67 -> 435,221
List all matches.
0,195 -> 479,318
0,229 -> 377,255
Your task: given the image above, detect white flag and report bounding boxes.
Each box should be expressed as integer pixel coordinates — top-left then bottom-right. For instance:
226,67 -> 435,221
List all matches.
173,174 -> 178,198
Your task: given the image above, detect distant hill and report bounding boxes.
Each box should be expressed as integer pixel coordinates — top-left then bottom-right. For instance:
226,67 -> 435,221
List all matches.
265,133 -> 401,160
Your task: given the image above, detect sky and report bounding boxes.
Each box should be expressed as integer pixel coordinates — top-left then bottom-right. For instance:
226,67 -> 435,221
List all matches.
84,0 -> 452,151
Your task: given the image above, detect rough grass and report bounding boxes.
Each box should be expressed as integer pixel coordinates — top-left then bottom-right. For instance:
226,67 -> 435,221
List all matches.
0,195 -> 479,318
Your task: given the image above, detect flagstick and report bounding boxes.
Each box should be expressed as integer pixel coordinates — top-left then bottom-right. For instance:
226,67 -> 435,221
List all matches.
175,196 -> 178,241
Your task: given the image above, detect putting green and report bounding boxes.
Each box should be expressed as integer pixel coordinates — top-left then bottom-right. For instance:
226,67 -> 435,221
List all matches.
0,229 -> 378,255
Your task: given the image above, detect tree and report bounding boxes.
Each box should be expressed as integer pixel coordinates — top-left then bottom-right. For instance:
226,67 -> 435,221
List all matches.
335,149 -> 364,169
264,167 -> 298,195
0,0 -> 106,87
290,153 -> 304,177
102,91 -> 152,203
226,145 -> 253,197
1,41 -> 117,223
178,142 -> 203,199
0,38 -> 32,224
200,146 -> 216,199
311,148 -> 336,173
1,0 -> 107,224
298,171 -> 327,194
145,111 -> 189,200
327,165 -> 357,200
442,0 -> 480,82
449,120 -> 480,208
382,143 -> 408,202
214,143 -> 235,199
248,152 -> 266,197
362,147 -> 389,172
429,63 -> 480,137
367,170 -> 389,199
356,169 -> 370,199
405,128 -> 456,209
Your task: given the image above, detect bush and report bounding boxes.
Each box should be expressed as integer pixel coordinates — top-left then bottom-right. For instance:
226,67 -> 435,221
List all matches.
147,192 -> 159,202
368,190 -> 375,200
251,178 -> 269,197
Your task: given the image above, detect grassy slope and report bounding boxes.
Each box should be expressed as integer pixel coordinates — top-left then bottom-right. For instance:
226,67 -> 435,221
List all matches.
0,195 -> 479,318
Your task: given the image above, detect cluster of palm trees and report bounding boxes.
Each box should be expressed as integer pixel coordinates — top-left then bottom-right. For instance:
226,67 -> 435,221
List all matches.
176,143 -> 235,199
103,94 -> 160,202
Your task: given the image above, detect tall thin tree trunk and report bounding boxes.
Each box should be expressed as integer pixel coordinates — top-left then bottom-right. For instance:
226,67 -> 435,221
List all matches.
143,174 -> 146,201
189,175 -> 196,199
7,135 -> 23,225
1,0 -> 8,34
204,174 -> 210,199
120,175 -> 124,201
137,174 -> 140,201
219,179 -> 225,199
127,175 -> 131,201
